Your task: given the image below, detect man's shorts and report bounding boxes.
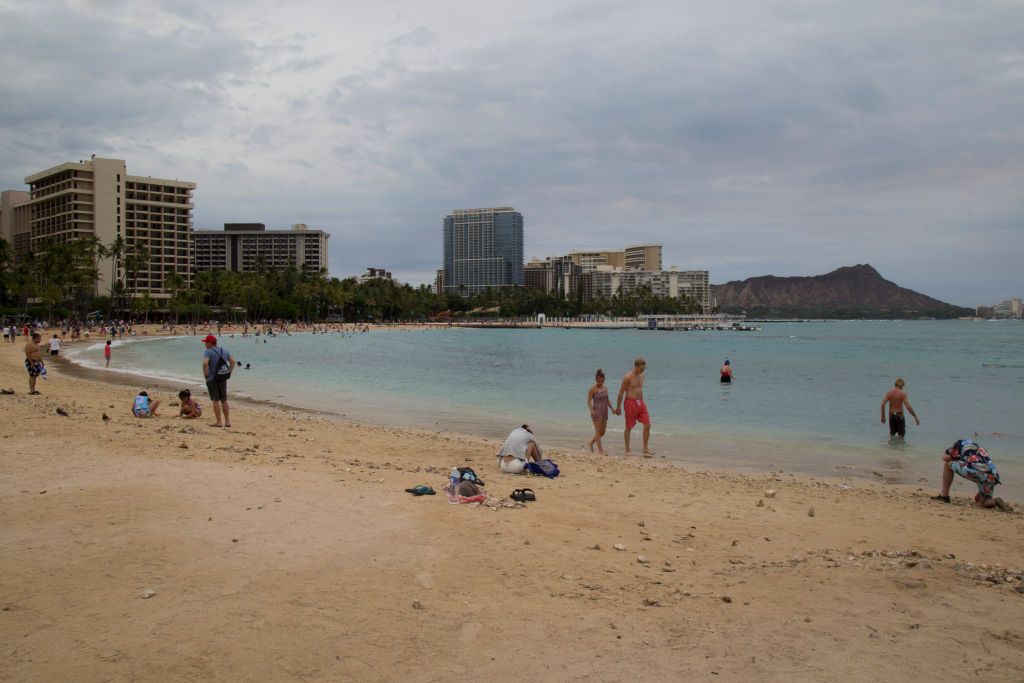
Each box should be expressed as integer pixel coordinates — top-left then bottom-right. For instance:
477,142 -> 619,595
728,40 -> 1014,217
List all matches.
624,399 -> 651,430
206,378 -> 228,402
950,461 -> 998,498
49,349 -> 58,356
25,360 -> 42,377
889,412 -> 906,437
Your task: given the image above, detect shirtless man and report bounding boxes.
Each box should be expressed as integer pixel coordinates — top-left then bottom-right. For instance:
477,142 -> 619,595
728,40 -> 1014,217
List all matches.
23,332 -> 44,395
881,378 -> 920,440
616,358 -> 653,456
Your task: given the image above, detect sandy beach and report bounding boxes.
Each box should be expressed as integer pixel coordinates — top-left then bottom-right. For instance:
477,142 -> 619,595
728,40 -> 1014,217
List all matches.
1,332 -> 1022,682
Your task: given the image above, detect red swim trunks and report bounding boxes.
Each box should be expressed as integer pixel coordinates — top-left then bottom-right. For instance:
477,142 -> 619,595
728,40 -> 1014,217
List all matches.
624,398 -> 650,430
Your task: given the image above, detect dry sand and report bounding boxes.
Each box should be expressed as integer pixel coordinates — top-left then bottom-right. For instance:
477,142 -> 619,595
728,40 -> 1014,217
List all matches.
1,333 -> 1022,682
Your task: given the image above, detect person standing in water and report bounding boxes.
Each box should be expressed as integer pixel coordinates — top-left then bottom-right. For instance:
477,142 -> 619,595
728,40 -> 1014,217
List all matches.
720,359 -> 733,383
616,358 -> 653,456
881,378 -> 920,440
587,369 -> 613,454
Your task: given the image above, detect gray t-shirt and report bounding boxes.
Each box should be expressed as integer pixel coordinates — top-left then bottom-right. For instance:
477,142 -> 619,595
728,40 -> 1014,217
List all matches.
497,427 -> 542,461
204,346 -> 232,382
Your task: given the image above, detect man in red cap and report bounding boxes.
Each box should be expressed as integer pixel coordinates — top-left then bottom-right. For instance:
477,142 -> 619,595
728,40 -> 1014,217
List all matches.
202,334 -> 235,427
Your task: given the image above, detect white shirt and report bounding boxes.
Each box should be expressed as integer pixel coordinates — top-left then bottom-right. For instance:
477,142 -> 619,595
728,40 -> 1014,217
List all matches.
49,338 -> 61,351
497,427 -> 542,461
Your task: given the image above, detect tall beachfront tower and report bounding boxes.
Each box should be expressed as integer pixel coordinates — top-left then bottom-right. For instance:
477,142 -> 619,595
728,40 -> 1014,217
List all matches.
442,207 -> 524,296
19,157 -> 195,300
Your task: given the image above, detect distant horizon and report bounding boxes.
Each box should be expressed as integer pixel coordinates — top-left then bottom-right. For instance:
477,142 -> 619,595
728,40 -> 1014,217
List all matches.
2,1 -> 1021,306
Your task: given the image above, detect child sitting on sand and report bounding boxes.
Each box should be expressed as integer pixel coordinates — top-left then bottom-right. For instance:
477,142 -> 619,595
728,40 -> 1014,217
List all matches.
177,389 -> 202,419
132,391 -> 160,418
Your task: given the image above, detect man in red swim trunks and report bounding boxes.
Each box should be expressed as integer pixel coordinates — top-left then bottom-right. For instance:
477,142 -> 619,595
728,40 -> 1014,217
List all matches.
616,357 -> 653,456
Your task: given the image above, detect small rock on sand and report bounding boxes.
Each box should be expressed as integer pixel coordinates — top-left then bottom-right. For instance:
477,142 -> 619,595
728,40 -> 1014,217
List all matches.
140,589 -> 156,599
808,508 -> 815,517
722,596 -> 733,603
637,555 -> 650,564
613,543 -> 626,551
765,490 -> 776,498
642,598 -> 659,607
412,601 -> 424,610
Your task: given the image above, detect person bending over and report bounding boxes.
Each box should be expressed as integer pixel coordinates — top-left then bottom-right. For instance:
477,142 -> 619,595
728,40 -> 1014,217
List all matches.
178,389 -> 202,419
132,391 -> 161,418
932,438 -> 1010,510
497,425 -> 543,474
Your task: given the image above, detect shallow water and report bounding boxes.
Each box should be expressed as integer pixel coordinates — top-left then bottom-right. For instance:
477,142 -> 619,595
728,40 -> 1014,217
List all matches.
66,320 -> 1024,497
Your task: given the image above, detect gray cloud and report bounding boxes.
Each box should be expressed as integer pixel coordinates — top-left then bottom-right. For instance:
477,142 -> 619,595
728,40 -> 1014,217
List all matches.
1,0 -> 1022,305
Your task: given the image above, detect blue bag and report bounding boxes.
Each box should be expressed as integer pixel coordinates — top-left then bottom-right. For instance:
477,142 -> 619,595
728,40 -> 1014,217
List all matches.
525,458 -> 560,478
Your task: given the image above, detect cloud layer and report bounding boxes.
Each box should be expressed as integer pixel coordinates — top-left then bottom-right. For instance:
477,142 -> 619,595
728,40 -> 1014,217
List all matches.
1,0 -> 1022,304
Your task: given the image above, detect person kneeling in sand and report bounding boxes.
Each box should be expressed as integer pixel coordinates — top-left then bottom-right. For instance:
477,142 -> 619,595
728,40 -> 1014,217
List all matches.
932,438 -> 1011,511
177,389 -> 202,419
132,391 -> 160,418
497,425 -> 543,474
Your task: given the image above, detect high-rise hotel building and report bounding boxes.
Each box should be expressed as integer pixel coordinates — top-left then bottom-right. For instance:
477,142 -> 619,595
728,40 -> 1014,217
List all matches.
442,207 -> 523,295
10,157 -> 195,299
192,223 -> 329,274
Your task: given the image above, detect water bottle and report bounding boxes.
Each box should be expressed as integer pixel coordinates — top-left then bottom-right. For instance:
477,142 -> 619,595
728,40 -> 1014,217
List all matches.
450,468 -> 460,492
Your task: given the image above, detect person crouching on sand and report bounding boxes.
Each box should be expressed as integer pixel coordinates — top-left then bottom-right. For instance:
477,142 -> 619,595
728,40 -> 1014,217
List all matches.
178,389 -> 202,419
932,439 -> 1011,511
132,391 -> 160,418
497,425 -> 543,474
587,369 -> 611,454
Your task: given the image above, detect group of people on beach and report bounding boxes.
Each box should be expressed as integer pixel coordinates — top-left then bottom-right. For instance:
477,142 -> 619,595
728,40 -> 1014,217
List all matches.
12,317 -> 1009,511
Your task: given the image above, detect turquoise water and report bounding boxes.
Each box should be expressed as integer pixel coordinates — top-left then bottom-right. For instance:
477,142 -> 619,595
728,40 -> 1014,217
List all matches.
66,321 -> 1024,497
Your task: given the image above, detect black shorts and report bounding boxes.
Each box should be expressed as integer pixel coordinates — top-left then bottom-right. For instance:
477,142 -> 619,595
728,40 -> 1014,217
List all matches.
206,378 -> 228,402
889,412 -> 906,437
49,349 -> 58,356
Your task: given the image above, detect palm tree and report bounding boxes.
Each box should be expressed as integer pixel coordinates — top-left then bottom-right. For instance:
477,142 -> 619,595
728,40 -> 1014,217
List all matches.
101,236 -> 126,316
123,242 -> 151,312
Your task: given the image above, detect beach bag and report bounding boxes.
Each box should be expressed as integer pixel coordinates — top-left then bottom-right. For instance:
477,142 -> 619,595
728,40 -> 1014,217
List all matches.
457,467 -> 484,487
213,349 -> 232,380
525,459 -> 560,479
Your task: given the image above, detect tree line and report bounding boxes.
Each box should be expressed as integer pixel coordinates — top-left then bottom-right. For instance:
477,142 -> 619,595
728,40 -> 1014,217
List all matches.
0,236 -> 704,322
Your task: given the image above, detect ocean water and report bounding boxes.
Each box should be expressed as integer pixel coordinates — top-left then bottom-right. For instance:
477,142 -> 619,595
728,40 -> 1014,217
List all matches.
65,321 -> 1024,497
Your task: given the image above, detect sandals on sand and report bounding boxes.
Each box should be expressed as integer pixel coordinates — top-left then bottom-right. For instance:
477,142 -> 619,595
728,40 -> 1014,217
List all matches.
511,488 -> 536,502
405,485 -> 436,496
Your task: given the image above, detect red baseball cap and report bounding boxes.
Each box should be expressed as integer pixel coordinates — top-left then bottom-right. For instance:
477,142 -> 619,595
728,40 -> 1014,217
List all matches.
202,334 -> 217,344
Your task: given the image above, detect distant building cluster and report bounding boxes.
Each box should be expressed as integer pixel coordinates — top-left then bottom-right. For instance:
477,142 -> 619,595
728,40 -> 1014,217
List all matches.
0,157 -> 329,301
436,206 -> 710,310
356,267 -> 394,283
525,245 -> 710,310
976,298 -> 1022,319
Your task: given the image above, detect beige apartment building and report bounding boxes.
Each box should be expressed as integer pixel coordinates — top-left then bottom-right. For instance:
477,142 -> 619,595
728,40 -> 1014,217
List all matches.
568,244 -> 662,273
0,189 -> 31,260
193,223 -> 329,274
12,157 -> 195,299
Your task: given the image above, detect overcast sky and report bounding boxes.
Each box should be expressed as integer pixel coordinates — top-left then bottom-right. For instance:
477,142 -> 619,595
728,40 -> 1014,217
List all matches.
1,0 -> 1022,305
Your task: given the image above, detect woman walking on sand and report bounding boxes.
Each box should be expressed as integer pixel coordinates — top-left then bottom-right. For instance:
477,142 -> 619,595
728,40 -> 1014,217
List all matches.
587,369 -> 613,454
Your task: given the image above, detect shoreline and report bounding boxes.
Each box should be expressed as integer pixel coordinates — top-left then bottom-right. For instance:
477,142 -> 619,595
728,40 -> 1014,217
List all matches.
2,329 -> 1023,680
55,327 -> 1023,500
